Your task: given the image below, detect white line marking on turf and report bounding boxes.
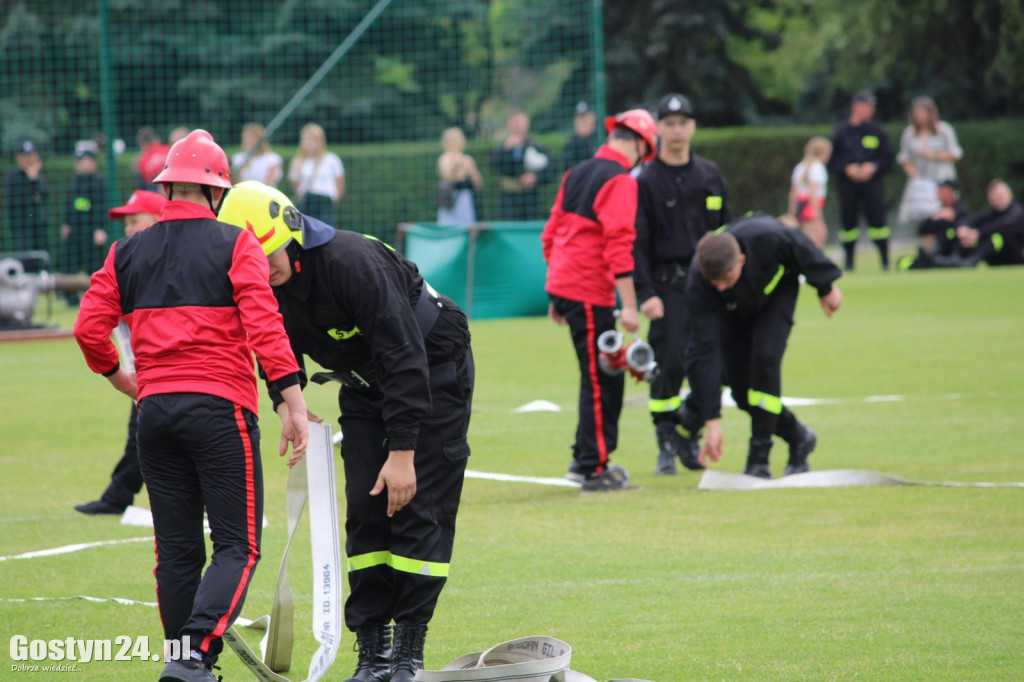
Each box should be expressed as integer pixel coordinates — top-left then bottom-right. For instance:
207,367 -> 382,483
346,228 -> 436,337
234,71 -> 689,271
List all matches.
0,595 -> 158,607
0,536 -> 151,563
465,470 -> 580,488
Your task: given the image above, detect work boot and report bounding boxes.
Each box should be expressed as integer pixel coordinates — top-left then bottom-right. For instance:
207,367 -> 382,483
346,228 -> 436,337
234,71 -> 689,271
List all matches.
783,425 -> 817,476
743,437 -> 773,479
675,406 -> 705,471
74,499 -> 125,515
391,623 -> 428,682
654,422 -> 679,475
158,655 -> 220,681
344,624 -> 392,682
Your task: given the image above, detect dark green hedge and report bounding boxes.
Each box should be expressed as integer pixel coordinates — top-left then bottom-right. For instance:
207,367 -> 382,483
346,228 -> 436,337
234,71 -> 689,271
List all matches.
3,119 -> 1022,254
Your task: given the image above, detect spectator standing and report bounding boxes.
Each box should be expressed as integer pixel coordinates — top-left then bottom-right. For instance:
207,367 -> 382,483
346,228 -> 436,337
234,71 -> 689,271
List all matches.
896,96 -> 963,224
560,101 -> 599,172
60,145 -> 108,278
232,122 -> 283,187
74,190 -> 168,516
786,137 -> 832,248
542,109 -> 657,492
436,127 -> 483,226
491,109 -> 556,220
169,126 -> 191,145
288,122 -> 345,226
829,92 -> 894,271
3,140 -> 49,254
135,126 -> 170,192
634,93 -> 731,475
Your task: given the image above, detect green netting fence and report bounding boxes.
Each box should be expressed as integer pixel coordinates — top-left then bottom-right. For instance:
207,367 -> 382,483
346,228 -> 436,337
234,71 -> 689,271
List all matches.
0,0 -> 604,281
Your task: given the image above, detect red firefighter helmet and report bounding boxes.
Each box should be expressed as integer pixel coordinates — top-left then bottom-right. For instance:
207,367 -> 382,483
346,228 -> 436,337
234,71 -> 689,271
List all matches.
604,109 -> 658,162
152,129 -> 232,188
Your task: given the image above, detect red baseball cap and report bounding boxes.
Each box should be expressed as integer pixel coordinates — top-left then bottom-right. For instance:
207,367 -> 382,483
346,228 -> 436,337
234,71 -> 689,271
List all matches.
108,190 -> 168,220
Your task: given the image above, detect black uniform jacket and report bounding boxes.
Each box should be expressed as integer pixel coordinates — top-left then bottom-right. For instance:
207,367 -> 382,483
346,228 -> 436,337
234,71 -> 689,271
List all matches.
685,213 -> 843,421
828,119 -> 893,182
966,200 -> 1024,265
634,155 -> 732,302
266,216 -> 470,451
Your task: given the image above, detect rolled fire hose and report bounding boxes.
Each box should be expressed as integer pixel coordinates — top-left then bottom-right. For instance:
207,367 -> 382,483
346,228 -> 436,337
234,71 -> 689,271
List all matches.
414,635 -> 655,682
221,422 -> 344,681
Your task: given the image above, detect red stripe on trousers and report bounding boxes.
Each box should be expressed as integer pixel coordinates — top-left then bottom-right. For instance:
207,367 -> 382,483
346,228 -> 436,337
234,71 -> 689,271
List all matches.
584,304 -> 608,471
200,404 -> 259,653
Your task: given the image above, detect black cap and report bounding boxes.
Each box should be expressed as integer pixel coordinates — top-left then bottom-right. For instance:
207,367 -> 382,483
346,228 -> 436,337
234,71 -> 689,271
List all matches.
17,140 -> 37,155
852,91 -> 877,106
656,93 -> 695,120
939,179 -> 959,191
574,101 -> 593,116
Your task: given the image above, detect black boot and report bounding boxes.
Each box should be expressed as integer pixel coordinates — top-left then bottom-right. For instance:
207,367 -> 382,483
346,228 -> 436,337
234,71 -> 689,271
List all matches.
654,421 -> 679,475
391,623 -> 427,682
675,405 -> 705,471
783,425 -> 817,476
744,437 -> 773,479
344,624 -> 392,682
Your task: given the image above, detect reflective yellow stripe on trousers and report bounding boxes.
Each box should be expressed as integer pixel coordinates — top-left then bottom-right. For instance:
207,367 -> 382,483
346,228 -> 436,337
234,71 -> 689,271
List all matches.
747,389 -> 782,415
649,396 -> 682,413
348,550 -> 450,578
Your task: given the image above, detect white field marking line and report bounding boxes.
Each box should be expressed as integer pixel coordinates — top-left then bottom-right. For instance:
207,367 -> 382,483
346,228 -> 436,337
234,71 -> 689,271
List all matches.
465,470 -> 580,488
0,595 -> 158,607
0,536 -> 151,563
9,561 -> 1016,618
0,595 -> 262,628
445,561 -> 1020,594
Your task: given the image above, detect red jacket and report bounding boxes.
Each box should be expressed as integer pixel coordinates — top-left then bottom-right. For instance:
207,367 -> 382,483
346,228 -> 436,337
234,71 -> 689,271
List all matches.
541,145 -> 638,307
74,202 -> 299,415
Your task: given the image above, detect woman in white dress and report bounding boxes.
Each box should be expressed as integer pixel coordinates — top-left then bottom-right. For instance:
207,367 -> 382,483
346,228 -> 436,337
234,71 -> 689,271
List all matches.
896,97 -> 963,224
436,127 -> 483,226
288,123 -> 345,225
231,122 -> 283,187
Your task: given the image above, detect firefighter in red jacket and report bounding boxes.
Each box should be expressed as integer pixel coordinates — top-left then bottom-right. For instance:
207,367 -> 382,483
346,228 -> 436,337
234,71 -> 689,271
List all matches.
542,109 -> 657,492
73,129 -> 309,682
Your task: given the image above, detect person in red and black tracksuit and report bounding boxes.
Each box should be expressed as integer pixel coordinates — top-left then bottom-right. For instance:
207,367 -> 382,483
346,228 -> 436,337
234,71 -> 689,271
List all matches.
542,108 -> 658,493
634,93 -> 732,476
686,213 -> 843,478
217,181 -> 473,682
73,130 -> 309,682
829,91 -> 894,271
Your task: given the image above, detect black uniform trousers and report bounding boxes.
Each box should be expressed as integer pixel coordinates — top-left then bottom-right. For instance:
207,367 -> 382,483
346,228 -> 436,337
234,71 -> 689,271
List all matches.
340,348 -> 474,629
721,279 -> 802,442
551,295 -> 624,475
837,178 -> 889,268
99,403 -> 145,510
647,265 -> 699,424
137,393 -> 263,660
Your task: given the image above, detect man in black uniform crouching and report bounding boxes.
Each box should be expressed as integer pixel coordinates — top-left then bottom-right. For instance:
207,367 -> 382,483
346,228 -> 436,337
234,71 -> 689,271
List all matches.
635,93 -> 732,475
686,214 -> 843,478
219,182 -> 473,682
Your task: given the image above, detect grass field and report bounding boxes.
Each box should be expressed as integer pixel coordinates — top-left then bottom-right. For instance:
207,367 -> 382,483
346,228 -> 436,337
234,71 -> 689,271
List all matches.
1,258 -> 1022,681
